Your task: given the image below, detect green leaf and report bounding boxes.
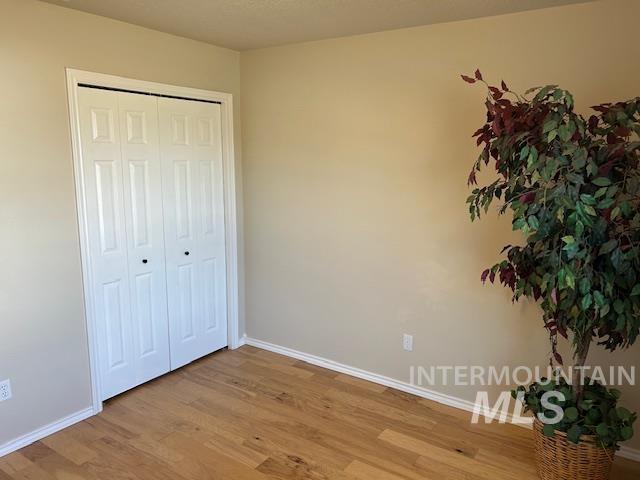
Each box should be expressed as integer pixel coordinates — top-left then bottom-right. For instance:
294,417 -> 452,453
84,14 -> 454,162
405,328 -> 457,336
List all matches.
586,408 -> 601,424
513,218 -> 526,231
579,194 -> 596,205
592,177 -> 612,187
561,236 -> 575,245
610,207 -> 621,220
558,268 -> 566,288
583,204 -> 597,216
579,277 -> 591,295
567,424 -> 582,444
565,407 -> 579,422
617,407 -> 632,420
543,424 -> 557,437
599,239 -> 618,255
543,120 -> 558,133
528,215 -> 540,230
558,124 -> 572,142
631,285 -> 640,296
597,198 -> 615,209
621,426 -> 634,441
593,291 -> 605,306
596,423 -> 609,436
595,187 -> 608,198
581,294 -> 593,311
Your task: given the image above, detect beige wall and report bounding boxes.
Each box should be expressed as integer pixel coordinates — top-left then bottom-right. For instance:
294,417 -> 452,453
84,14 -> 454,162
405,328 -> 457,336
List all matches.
0,0 -> 242,446
241,0 -> 640,450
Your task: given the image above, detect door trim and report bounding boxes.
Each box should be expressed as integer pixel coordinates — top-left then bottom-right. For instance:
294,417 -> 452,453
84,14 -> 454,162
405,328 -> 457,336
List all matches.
66,68 -> 241,414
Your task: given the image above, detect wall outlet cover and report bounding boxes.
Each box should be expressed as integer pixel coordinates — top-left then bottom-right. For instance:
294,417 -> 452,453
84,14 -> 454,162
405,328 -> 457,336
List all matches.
403,334 -> 413,352
0,379 -> 12,402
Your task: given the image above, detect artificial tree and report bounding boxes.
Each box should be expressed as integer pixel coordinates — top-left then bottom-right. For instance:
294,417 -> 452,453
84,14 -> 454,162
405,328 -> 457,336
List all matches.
463,70 -> 638,446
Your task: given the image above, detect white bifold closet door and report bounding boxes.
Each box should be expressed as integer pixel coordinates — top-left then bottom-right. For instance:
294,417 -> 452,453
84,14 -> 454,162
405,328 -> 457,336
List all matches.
158,98 -> 227,370
78,88 -> 170,400
77,87 -> 227,400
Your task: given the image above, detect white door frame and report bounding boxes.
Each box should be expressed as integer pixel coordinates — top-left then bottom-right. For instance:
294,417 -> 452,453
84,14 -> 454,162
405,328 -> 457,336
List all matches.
66,68 -> 241,414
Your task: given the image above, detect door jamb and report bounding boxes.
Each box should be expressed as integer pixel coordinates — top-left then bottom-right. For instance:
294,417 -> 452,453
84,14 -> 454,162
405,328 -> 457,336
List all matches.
65,68 -> 241,414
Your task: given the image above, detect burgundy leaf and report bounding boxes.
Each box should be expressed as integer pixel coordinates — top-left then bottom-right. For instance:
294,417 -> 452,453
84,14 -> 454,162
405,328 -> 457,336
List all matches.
615,126 -> 631,137
591,103 -> 611,113
551,288 -> 558,305
471,127 -> 484,137
557,325 -> 568,339
610,145 -> 625,160
474,69 -> 483,81
500,244 -> 512,254
598,159 -> 616,176
461,75 -> 476,84
533,286 -> 542,301
501,80 -> 508,91
553,352 -> 564,365
488,86 -> 503,100
519,192 -> 535,204
481,269 -> 490,284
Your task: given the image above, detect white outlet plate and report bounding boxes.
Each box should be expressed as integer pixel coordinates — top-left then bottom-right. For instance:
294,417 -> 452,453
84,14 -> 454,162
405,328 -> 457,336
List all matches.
0,379 -> 12,402
403,334 -> 413,351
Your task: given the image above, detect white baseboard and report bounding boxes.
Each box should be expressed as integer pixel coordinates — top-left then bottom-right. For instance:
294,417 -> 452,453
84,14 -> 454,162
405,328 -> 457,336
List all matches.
0,406 -> 95,458
243,336 -> 640,463
234,334 -> 247,348
619,445 -> 640,462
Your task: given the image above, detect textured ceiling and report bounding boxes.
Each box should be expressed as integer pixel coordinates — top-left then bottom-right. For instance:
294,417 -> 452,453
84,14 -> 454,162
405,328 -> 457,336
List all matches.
42,0 -> 593,50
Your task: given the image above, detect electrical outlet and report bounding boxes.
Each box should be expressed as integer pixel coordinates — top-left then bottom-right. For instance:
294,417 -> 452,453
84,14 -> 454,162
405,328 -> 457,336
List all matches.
0,379 -> 12,402
403,334 -> 413,352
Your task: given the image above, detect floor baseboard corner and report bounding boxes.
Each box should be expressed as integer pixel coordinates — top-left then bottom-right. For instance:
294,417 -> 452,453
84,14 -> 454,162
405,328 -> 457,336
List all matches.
0,406 -> 96,458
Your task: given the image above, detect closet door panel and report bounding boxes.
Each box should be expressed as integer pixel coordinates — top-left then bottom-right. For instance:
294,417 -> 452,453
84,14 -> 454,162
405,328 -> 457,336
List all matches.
194,102 -> 227,345
159,99 -> 201,369
117,92 -> 171,386
78,88 -> 135,399
158,98 -> 227,370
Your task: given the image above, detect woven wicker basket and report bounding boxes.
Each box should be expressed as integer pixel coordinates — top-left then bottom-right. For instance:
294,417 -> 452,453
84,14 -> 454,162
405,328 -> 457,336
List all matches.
533,419 -> 615,480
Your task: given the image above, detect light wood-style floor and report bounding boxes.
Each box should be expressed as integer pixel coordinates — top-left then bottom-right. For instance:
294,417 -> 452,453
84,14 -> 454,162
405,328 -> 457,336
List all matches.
1,345 -> 638,479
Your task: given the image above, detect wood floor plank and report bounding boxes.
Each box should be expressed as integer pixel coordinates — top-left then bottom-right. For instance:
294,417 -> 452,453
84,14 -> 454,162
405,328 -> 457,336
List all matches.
0,453 -> 32,475
30,450 -> 100,480
379,429 -> 530,480
40,432 -> 98,466
344,459 -> 410,480
161,431 -> 268,480
335,374 -> 388,393
3,346 -> 639,480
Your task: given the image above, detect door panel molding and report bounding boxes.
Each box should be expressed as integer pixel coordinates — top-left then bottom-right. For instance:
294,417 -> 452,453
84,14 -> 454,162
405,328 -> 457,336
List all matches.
66,68 -> 240,415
